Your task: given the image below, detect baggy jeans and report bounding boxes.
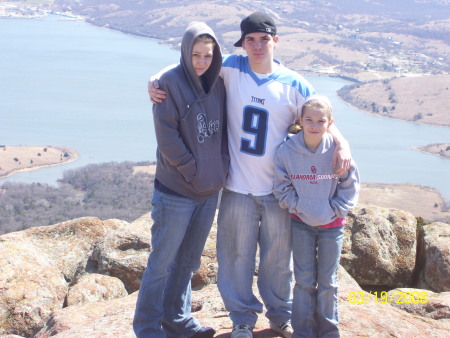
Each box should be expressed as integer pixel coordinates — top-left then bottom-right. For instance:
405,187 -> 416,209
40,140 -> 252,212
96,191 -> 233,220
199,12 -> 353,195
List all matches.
217,189 -> 293,327
133,189 -> 219,338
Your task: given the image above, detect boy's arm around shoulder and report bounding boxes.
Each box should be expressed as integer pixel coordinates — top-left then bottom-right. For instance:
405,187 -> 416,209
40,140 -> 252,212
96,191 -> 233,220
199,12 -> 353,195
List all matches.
153,76 -> 196,182
148,64 -> 177,104
330,161 -> 360,217
328,124 -> 352,175
273,146 -> 298,212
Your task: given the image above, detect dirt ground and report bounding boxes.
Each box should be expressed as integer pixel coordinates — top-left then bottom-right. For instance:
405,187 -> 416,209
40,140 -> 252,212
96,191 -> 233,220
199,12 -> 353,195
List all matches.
0,145 -> 78,179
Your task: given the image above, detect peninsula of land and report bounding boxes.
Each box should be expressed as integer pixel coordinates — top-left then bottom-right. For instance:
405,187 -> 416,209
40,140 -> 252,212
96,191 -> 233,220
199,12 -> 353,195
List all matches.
414,143 -> 450,160
0,146 -> 78,179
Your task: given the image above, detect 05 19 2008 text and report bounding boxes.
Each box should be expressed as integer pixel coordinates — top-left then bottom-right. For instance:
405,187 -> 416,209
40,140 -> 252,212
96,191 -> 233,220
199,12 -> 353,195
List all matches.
347,290 -> 428,305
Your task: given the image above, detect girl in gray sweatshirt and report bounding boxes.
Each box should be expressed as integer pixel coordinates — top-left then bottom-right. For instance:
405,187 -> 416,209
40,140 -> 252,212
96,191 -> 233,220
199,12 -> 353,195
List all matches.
273,95 -> 359,338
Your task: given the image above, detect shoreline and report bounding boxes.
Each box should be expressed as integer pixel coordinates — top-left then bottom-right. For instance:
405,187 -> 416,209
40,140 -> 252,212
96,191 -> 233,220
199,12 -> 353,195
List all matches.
0,146 -> 79,179
4,7 -> 449,130
412,144 -> 450,160
85,16 -> 450,130
135,165 -> 450,222
1,150 -> 449,222
336,91 -> 450,129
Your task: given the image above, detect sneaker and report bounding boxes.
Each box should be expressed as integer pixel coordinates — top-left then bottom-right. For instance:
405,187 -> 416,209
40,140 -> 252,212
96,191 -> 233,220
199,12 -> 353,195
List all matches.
191,326 -> 216,338
231,324 -> 253,338
270,321 -> 293,338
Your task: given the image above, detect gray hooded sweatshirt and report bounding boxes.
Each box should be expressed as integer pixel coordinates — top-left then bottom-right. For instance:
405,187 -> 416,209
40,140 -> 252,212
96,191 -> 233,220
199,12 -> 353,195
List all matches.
273,131 -> 360,226
153,22 -> 229,199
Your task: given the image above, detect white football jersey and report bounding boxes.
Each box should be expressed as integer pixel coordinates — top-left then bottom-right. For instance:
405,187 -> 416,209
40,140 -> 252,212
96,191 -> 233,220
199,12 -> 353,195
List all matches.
220,55 -> 315,195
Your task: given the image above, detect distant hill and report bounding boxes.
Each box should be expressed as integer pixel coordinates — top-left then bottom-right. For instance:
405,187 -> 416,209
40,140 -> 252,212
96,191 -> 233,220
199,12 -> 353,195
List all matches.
12,0 -> 449,126
46,0 -> 449,81
338,74 -> 450,127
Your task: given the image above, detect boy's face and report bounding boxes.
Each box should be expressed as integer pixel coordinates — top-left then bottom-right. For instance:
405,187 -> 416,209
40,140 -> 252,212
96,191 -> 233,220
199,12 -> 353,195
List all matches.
242,32 -> 278,68
192,41 -> 214,76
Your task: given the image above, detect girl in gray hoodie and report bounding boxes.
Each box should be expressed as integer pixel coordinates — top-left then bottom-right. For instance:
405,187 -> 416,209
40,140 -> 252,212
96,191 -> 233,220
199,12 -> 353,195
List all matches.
133,22 -> 228,338
273,95 -> 360,338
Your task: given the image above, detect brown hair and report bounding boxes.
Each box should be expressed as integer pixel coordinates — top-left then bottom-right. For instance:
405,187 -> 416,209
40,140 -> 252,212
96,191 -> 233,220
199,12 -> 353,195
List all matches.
195,34 -> 216,47
287,121 -> 302,134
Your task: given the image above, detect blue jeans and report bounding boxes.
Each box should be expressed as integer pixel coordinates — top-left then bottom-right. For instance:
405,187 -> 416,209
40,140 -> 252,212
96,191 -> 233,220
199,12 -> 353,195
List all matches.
217,189 -> 293,327
133,189 -> 219,338
291,219 -> 344,338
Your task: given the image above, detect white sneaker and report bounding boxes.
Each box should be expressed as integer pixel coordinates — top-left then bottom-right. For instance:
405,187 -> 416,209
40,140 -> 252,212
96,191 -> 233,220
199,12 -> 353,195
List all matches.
231,324 -> 253,338
270,321 -> 293,338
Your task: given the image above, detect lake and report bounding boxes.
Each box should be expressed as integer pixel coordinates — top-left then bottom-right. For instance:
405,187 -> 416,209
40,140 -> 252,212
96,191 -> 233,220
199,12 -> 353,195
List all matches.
1,14 -> 450,202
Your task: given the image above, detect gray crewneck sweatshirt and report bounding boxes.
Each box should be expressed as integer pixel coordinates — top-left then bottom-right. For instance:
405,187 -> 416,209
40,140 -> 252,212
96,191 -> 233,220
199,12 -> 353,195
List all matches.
273,131 -> 360,226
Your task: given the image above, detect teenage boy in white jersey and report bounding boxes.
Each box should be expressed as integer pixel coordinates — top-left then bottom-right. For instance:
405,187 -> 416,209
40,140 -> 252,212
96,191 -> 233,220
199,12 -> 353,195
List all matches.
149,12 -> 351,338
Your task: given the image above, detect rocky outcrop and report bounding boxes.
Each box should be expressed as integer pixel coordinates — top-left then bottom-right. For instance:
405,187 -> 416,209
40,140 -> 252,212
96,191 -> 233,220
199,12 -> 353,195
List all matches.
88,215 -> 152,293
416,222 -> 450,292
1,205 -> 449,337
387,288 -> 450,320
342,205 -> 417,288
0,217 -> 125,337
33,268 -> 450,337
0,214 -> 215,337
65,273 -> 128,307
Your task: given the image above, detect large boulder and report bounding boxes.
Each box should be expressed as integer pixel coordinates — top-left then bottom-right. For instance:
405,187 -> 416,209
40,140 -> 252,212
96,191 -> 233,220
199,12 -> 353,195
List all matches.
65,273 -> 128,307
0,217 -> 127,336
416,222 -> 450,292
88,212 -> 220,292
0,238 -> 67,337
341,205 -> 417,288
0,213 -> 218,336
89,221 -> 151,293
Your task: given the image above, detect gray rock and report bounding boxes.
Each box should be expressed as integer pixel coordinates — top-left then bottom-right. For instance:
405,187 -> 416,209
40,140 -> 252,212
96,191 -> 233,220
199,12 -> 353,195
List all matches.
417,222 -> 450,292
66,273 -> 128,307
0,217 -> 126,336
341,205 -> 417,287
387,288 -> 450,320
1,208 -> 450,337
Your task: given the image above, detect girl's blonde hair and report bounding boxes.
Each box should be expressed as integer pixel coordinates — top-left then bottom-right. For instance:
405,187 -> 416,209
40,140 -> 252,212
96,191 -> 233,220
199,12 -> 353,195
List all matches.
288,94 -> 333,134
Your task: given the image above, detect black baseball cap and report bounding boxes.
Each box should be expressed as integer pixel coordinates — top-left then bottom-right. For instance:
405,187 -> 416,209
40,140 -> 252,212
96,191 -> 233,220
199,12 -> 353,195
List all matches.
234,12 -> 277,47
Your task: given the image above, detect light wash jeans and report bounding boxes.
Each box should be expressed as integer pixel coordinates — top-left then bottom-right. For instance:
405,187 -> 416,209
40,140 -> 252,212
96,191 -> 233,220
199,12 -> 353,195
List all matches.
133,189 -> 219,338
291,218 -> 344,338
217,189 -> 293,328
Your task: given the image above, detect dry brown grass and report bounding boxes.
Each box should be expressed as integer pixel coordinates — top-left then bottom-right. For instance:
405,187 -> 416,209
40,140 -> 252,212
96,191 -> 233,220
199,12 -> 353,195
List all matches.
344,74 -> 450,127
359,183 -> 450,224
0,145 -> 78,179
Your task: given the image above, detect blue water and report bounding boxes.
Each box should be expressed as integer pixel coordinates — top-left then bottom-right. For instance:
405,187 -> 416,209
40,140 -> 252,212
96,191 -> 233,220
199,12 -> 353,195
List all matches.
1,15 -> 450,202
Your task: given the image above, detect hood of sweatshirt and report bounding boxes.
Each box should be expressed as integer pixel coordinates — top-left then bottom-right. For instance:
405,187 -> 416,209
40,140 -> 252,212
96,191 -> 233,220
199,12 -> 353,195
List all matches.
284,131 -> 335,156
180,21 -> 222,95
